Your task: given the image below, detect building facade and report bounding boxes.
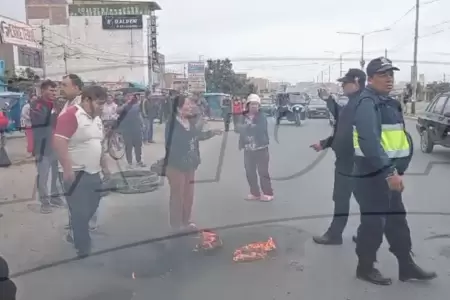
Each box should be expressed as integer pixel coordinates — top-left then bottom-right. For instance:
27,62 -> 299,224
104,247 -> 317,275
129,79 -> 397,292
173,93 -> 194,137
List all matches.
0,15 -> 43,78
27,1 -> 163,86
249,77 -> 270,93
163,72 -> 187,91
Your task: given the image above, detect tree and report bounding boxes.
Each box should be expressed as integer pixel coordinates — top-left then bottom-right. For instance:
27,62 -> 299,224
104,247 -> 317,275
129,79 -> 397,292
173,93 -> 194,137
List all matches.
426,81 -> 450,100
205,58 -> 255,96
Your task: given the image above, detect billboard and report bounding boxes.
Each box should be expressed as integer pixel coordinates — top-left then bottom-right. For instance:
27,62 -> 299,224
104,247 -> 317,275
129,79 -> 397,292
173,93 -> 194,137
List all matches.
102,15 -> 143,29
188,62 -> 206,93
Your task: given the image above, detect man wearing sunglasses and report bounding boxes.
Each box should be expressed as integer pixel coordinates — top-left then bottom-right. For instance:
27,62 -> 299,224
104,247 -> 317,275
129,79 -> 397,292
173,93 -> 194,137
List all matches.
352,57 -> 436,285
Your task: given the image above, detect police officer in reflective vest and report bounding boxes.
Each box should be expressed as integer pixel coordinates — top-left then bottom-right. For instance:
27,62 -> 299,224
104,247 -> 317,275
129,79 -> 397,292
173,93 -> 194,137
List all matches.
311,69 -> 366,245
353,57 -> 437,285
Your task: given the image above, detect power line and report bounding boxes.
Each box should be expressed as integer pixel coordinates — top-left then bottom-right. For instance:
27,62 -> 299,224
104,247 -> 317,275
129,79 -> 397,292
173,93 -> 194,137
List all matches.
42,26 -> 148,59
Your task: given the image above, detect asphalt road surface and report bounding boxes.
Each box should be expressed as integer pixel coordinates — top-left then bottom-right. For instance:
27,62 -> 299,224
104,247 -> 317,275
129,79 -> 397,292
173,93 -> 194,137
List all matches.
10,117 -> 450,300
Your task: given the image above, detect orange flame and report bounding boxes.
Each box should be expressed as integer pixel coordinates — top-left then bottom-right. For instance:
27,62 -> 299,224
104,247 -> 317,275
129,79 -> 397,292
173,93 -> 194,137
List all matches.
233,237 -> 276,262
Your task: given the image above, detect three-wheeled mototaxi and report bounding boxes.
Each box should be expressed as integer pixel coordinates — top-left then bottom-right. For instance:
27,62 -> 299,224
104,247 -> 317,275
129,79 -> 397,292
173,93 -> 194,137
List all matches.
275,92 -> 309,126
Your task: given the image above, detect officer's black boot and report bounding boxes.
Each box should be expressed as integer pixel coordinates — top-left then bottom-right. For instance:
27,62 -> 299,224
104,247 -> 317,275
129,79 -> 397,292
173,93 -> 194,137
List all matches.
397,254 -> 437,282
312,230 -> 342,245
356,262 -> 392,285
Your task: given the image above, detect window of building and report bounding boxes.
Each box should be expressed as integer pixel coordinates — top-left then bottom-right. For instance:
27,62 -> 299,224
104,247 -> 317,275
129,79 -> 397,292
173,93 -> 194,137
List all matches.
17,46 -> 43,69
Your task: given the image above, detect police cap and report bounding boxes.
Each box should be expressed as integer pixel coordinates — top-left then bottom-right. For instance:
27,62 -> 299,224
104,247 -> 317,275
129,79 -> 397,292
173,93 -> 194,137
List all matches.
366,57 -> 400,77
337,68 -> 367,84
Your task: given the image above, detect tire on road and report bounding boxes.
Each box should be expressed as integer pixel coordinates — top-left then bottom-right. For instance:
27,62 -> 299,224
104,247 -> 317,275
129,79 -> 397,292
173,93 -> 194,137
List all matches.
108,170 -> 161,194
420,129 -> 434,153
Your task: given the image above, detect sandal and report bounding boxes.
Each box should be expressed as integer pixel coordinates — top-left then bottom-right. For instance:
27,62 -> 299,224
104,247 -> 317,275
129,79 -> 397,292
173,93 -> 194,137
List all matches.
245,194 -> 260,201
259,195 -> 274,202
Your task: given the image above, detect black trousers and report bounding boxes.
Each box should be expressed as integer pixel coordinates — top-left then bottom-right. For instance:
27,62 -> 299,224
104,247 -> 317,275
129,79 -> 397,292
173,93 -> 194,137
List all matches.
232,114 -> 241,131
354,174 -> 412,266
123,130 -> 143,164
328,160 -> 354,236
64,171 -> 102,253
223,113 -> 231,132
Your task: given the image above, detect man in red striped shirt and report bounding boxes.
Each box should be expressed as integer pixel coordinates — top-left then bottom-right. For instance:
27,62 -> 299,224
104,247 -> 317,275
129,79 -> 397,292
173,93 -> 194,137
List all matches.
53,85 -> 110,257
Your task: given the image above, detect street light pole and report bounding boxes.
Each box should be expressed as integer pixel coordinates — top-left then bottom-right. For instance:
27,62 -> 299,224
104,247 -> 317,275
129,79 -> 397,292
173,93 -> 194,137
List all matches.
328,65 -> 331,82
411,0 -> 420,115
337,28 -> 390,70
339,54 -> 343,77
360,35 -> 365,69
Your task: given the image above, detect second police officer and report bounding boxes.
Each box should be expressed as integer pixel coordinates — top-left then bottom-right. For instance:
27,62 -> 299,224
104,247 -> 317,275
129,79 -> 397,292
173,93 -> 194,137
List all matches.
311,68 -> 366,245
352,57 -> 437,285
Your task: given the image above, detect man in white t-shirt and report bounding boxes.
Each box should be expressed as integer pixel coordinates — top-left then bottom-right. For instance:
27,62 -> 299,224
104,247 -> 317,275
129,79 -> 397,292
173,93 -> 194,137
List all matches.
54,85 -> 110,257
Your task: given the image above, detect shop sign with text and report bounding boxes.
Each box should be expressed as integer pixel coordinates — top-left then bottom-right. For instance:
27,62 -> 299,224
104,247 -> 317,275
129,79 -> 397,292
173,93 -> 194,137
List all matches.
69,4 -> 153,16
0,16 -> 38,48
102,15 -> 143,29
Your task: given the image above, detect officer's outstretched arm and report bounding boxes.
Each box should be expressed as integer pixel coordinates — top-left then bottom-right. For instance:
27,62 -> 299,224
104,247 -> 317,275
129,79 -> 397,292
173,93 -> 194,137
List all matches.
325,96 -> 339,119
354,99 -> 394,176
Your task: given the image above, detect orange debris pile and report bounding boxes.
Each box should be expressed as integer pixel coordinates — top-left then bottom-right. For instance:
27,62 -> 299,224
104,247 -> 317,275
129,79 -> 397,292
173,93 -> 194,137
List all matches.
233,237 -> 276,262
194,230 -> 223,252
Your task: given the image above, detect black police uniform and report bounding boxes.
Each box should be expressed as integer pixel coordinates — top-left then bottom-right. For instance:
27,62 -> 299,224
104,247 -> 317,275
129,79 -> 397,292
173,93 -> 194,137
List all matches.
313,69 -> 365,245
221,98 -> 232,132
353,57 -> 436,285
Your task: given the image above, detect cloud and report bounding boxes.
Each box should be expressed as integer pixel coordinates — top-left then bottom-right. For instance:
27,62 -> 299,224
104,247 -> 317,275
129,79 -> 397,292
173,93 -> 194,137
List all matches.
156,0 -> 450,82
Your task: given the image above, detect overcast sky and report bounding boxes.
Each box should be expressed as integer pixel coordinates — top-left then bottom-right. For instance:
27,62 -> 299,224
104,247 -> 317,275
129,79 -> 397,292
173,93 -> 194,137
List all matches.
155,0 -> 450,83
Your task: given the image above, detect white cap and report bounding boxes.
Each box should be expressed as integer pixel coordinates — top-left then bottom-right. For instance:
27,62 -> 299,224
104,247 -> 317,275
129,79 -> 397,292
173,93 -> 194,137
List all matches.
246,94 -> 261,104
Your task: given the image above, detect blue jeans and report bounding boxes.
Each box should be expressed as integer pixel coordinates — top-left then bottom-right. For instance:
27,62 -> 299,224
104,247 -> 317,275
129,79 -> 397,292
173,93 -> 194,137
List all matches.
142,117 -> 154,142
35,154 -> 59,204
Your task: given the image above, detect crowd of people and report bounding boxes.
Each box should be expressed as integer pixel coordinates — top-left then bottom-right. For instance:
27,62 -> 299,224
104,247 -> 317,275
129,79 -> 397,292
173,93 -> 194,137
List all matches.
0,56 -> 441,300
14,74 -> 269,257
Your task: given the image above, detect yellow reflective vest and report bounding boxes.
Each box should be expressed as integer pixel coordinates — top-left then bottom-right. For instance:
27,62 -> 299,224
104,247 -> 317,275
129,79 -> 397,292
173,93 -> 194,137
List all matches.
353,123 -> 410,158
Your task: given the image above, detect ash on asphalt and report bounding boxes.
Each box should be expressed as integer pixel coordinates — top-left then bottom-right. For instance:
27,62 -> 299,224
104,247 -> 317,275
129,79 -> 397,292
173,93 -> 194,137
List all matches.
103,224 -> 310,281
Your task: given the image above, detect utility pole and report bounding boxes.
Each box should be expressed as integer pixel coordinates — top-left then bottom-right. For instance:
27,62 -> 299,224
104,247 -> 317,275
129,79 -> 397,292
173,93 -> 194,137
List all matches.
147,16 -> 153,91
444,73 -> 446,82
63,44 -> 68,74
328,65 -> 331,82
339,54 -> 343,77
40,25 -> 46,79
385,48 -> 388,58
411,0 -> 419,115
360,35 -> 365,69
321,71 -> 324,83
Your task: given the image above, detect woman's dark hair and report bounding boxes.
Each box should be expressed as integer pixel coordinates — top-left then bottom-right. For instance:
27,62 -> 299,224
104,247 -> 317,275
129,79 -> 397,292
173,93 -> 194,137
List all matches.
171,94 -> 187,114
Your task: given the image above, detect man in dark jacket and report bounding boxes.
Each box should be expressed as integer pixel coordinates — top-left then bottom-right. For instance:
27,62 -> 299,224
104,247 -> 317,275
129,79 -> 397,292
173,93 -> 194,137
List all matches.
117,93 -> 145,168
310,68 -> 366,245
31,80 -> 64,214
141,95 -> 158,143
353,57 -> 436,285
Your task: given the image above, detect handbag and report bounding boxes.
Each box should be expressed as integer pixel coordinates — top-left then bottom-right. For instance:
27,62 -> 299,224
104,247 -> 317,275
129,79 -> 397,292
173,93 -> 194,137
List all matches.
150,157 -> 167,177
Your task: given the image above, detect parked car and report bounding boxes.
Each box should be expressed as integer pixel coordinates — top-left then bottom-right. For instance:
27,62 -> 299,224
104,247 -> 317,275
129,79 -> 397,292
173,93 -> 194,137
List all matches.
307,98 -> 329,119
416,92 -> 450,153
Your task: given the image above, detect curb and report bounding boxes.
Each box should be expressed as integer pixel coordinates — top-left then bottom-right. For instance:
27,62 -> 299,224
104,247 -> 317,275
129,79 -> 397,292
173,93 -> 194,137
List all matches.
404,115 -> 418,120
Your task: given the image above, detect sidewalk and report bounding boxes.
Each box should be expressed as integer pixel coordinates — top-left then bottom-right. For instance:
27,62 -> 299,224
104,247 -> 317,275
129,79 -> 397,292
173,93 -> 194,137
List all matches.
0,120 -> 223,275
404,101 -> 429,120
